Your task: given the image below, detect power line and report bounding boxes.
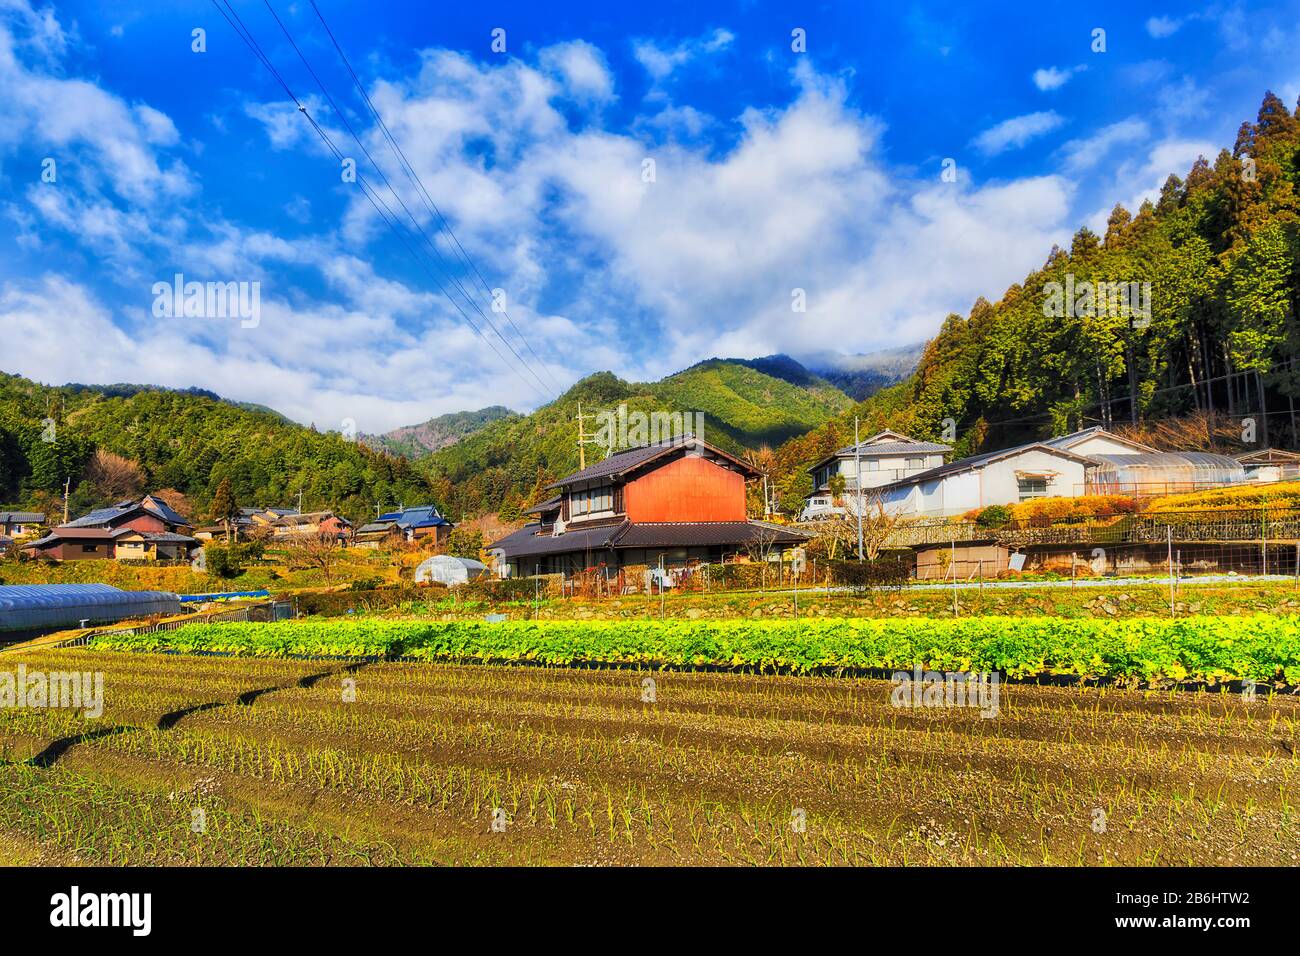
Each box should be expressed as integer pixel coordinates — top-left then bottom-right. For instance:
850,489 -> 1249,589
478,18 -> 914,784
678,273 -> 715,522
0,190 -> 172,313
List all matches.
260,0 -> 555,398
208,0 -> 552,401
306,0 -> 564,394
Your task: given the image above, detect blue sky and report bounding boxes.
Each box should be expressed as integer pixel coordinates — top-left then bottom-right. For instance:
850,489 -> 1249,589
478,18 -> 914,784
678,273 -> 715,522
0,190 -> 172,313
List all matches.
2,0 -> 1299,433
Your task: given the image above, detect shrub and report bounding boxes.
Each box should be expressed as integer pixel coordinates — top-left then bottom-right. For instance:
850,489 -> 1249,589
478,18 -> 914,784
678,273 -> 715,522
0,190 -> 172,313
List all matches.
1146,480 -> 1300,514
457,575 -> 559,601
974,505 -> 1011,528
824,558 -> 910,590
294,587 -> 430,616
1009,495 -> 1141,526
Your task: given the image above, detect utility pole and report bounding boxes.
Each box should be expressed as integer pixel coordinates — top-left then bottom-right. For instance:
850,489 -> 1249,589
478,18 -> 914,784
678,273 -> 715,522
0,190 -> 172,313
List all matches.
951,538 -> 958,616
63,477 -> 70,524
1167,526 -> 1175,616
297,488 -> 304,514
659,553 -> 666,620
855,417 -> 864,561
575,401 -> 603,470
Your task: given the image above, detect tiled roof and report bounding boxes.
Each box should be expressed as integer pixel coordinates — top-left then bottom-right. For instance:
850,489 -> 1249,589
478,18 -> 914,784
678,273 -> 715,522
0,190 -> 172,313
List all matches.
118,531 -> 198,544
273,511 -> 338,525
877,441 -> 1096,491
64,496 -> 189,529
549,435 -> 756,489
141,495 -> 189,526
806,432 -> 951,473
0,511 -> 46,523
613,521 -> 807,548
489,519 -> 806,559
830,440 -> 952,456
23,528 -> 119,548
488,521 -> 628,559
377,505 -> 449,529
63,504 -> 135,528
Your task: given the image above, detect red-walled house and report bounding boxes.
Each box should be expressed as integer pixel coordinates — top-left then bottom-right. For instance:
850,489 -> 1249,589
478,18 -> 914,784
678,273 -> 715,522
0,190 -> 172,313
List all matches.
488,435 -> 806,577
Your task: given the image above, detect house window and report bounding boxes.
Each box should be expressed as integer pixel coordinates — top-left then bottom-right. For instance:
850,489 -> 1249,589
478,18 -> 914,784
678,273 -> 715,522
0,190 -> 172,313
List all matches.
905,457 -> 925,470
81,544 -> 99,553
570,486 -> 614,517
1017,477 -> 1048,501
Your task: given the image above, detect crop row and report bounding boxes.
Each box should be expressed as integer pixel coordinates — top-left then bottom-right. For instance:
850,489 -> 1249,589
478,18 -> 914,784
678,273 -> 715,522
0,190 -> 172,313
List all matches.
86,615 -> 1300,684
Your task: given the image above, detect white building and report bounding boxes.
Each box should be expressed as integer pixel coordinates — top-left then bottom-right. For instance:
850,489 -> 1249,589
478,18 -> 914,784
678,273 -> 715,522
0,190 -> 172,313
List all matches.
873,426 -> 1257,517
801,431 -> 952,520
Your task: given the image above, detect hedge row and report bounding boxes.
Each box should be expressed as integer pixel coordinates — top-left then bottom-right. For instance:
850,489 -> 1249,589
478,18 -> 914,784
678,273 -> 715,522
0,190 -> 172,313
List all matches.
88,615 -> 1300,684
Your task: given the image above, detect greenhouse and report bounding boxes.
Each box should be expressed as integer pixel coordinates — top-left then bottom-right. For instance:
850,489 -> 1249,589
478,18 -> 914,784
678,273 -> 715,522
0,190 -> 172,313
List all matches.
1085,452 -> 1248,496
414,555 -> 490,587
0,584 -> 182,633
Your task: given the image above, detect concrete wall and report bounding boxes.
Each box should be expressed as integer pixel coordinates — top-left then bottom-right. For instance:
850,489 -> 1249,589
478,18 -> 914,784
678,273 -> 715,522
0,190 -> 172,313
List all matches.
880,449 -> 1090,517
977,449 -> 1088,508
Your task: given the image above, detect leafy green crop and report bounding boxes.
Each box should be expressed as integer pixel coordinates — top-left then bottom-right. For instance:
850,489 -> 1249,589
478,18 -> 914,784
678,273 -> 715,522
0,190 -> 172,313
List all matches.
89,615 -> 1300,685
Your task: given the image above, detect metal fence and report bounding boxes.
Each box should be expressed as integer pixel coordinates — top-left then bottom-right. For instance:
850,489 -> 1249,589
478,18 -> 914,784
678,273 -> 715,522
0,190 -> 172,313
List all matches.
55,599 -> 292,649
875,509 -> 1300,550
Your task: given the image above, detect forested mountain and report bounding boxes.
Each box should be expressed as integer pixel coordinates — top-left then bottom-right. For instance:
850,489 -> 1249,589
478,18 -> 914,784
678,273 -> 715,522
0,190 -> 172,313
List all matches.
362,406 -> 518,459
0,353 -> 854,524
798,344 -> 926,400
761,91 -> 1300,511
0,374 -> 436,523
420,358 -> 854,519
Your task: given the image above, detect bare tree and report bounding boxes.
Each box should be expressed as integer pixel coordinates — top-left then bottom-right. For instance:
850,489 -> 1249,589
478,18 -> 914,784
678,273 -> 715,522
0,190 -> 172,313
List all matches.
84,449 -> 145,501
282,531 -> 341,583
815,489 -> 905,561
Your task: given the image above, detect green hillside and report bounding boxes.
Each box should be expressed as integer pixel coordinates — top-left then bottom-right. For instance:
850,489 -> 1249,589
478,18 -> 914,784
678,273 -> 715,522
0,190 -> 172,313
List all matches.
763,91 -> 1300,511
421,358 -> 853,519
0,374 -> 437,524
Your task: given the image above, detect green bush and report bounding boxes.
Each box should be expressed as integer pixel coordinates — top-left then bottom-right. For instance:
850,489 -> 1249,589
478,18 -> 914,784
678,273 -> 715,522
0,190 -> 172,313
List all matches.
974,505 -> 1012,529
88,614 -> 1300,685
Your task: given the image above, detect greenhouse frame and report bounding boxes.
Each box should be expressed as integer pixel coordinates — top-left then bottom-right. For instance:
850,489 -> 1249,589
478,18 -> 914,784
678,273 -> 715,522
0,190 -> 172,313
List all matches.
1084,452 -> 1248,496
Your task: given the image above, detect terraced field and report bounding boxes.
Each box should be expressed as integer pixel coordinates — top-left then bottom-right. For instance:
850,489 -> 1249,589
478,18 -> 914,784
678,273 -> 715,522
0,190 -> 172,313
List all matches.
0,646 -> 1296,865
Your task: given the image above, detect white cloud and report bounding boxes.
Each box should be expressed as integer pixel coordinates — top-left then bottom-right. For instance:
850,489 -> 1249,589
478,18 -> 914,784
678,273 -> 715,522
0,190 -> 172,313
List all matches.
1146,16 -> 1183,39
2,13 -> 1087,431
1157,76 -> 1211,122
539,40 -> 614,103
1060,118 -> 1150,173
1032,65 -> 1085,91
633,28 -> 734,83
0,1 -> 191,204
1080,135 -> 1218,234
971,111 -> 1065,155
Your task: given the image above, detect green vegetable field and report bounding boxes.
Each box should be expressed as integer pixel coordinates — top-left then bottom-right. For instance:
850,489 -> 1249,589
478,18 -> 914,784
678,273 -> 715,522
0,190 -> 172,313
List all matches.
89,615 -> 1300,685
